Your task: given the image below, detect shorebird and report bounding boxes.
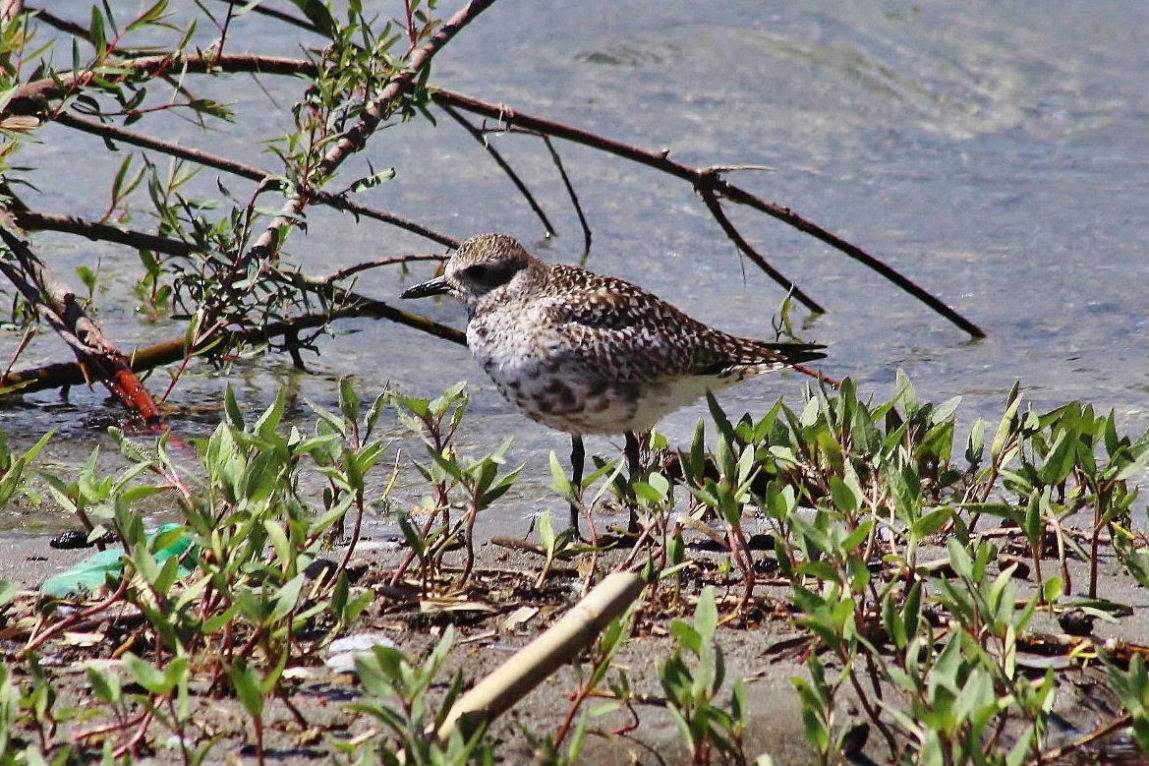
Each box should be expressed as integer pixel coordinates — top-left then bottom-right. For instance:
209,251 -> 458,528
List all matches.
401,233 -> 826,536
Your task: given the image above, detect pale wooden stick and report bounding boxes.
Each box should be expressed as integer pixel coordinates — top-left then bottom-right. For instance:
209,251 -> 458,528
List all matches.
435,571 -> 643,743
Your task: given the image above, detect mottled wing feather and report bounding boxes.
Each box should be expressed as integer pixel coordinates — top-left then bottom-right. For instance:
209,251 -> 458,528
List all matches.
540,265 -> 824,382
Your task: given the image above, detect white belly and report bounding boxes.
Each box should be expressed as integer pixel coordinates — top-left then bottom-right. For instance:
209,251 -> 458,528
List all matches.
465,303 -> 760,435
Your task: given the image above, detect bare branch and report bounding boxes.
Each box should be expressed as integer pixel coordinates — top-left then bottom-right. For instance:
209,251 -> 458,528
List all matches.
439,102 -> 556,237
10,210 -> 198,256
433,88 -> 985,338
317,254 -> 447,285
49,113 -> 459,248
539,134 -> 593,261
698,184 -> 824,313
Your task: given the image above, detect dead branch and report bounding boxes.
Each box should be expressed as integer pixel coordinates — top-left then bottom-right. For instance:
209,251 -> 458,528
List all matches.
0,223 -> 165,425
432,88 -> 985,339
538,134 -> 593,260
316,255 -> 447,285
1,299 -> 464,397
698,184 -> 824,312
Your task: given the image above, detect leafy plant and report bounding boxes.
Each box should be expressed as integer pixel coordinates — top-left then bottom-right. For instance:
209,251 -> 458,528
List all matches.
661,587 -> 756,765
347,627 -> 495,766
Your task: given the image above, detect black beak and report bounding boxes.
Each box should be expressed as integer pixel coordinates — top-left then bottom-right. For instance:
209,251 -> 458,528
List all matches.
400,276 -> 451,299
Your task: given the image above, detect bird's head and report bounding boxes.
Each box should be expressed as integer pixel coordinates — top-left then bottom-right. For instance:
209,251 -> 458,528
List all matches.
401,233 -> 540,310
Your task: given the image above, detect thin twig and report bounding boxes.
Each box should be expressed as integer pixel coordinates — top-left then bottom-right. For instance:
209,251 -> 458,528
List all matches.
439,101 -> 556,237
702,164 -> 778,173
1,325 -> 35,384
318,254 -> 447,285
20,576 -> 132,656
699,184 -> 824,313
539,134 -> 592,261
51,112 -> 459,248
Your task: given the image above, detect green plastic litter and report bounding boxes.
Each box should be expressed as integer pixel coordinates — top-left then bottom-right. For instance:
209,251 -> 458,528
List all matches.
41,524 -> 197,599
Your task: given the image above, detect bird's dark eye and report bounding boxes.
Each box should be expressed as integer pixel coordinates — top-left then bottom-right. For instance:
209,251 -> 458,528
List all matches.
464,264 -> 490,281
462,262 -> 518,288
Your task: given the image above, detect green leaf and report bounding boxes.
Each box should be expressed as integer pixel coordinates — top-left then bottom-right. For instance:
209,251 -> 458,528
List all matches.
269,574 -> 306,623
89,6 -> 107,58
124,652 -> 171,695
829,475 -> 860,514
229,660 -> 264,717
549,450 -> 576,501
693,585 -> 718,643
288,0 -> 338,38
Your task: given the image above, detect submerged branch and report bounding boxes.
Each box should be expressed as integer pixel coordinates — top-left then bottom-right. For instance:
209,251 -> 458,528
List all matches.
0,297 -> 465,397
0,223 -> 165,425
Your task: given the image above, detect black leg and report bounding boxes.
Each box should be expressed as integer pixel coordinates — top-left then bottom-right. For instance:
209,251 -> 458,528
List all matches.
624,431 -> 641,532
624,431 -> 641,477
569,434 -> 585,535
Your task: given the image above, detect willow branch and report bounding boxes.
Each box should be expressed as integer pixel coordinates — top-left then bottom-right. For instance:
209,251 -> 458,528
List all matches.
432,88 -> 985,338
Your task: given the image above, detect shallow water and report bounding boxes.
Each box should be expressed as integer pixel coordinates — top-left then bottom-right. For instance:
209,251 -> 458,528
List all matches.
2,1 -> 1146,533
